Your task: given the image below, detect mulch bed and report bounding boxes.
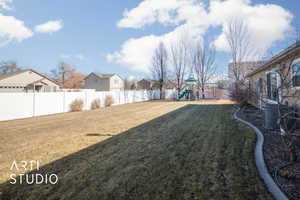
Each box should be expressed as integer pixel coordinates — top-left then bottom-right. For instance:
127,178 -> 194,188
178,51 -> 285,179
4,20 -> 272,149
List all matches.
237,104 -> 300,200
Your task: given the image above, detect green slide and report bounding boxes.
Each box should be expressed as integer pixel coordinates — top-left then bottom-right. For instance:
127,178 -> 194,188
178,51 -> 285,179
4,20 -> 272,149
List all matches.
176,90 -> 192,101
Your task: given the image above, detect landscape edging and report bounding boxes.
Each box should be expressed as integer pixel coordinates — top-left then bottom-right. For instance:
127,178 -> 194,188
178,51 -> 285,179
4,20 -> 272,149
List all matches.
233,109 -> 289,200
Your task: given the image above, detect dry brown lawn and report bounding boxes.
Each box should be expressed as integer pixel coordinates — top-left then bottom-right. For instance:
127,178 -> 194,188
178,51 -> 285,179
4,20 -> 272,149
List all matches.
0,100 -> 273,200
0,100 -> 232,184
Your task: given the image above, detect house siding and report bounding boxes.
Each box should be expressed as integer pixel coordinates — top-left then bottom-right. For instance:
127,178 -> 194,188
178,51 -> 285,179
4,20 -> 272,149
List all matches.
247,50 -> 300,107
137,79 -> 151,90
84,73 -> 110,91
109,75 -> 124,91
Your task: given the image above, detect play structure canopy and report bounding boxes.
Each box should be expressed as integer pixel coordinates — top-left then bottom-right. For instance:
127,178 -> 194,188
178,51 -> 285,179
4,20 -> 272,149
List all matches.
185,77 -> 197,84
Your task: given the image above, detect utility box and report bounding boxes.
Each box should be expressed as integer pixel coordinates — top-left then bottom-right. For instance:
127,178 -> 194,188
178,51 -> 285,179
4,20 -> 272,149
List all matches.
263,103 -> 298,131
262,103 -> 279,130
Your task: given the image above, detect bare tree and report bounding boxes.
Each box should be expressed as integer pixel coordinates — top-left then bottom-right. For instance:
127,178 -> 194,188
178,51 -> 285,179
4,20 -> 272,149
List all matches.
59,62 -> 71,88
225,18 -> 255,83
50,62 -> 72,88
192,39 -> 216,99
288,22 -> 300,44
150,42 -> 168,99
124,78 -> 136,90
0,61 -> 21,75
63,68 -> 85,89
50,62 -> 85,89
273,55 -> 300,162
170,38 -> 189,97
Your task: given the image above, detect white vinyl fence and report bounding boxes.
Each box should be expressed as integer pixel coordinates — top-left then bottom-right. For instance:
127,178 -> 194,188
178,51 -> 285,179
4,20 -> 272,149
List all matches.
0,90 -> 162,121
0,89 -> 229,121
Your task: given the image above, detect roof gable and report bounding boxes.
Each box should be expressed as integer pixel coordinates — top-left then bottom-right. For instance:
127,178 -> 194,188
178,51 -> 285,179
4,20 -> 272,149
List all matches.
0,69 -> 28,81
85,72 -> 123,80
0,69 -> 59,86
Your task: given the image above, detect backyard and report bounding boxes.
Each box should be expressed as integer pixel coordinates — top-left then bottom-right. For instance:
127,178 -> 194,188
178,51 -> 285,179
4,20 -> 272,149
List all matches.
0,100 -> 273,200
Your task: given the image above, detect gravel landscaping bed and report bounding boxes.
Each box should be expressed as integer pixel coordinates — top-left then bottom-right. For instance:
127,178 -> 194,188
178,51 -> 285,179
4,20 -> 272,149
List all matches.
237,105 -> 300,200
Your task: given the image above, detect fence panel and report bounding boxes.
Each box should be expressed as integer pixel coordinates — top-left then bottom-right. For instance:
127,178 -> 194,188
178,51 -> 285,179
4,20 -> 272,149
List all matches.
0,90 -> 163,121
0,93 -> 34,121
34,92 -> 64,116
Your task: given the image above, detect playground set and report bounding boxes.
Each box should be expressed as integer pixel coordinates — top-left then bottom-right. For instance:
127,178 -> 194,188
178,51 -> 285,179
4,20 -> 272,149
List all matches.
176,76 -> 215,101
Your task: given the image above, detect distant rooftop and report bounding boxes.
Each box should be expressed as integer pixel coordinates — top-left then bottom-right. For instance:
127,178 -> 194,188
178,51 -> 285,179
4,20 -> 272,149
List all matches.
0,69 -> 27,81
94,73 -> 115,78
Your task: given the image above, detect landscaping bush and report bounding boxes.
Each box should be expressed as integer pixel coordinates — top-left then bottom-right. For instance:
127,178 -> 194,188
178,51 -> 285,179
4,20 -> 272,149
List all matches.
105,95 -> 114,107
229,83 -> 250,107
91,98 -> 101,110
70,99 -> 84,112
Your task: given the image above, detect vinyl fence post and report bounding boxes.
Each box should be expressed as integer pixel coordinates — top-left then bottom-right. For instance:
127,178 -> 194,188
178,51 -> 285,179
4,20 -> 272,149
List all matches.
85,91 -> 88,110
33,91 -> 36,117
63,91 -> 66,112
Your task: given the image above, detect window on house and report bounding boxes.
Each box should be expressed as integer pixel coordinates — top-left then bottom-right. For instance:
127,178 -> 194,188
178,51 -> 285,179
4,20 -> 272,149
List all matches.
256,78 -> 263,97
114,79 -> 119,85
267,72 -> 279,101
292,61 -> 300,87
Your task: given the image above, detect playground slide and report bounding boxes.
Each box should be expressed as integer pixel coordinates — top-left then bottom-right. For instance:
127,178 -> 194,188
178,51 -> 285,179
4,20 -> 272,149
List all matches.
176,90 -> 190,101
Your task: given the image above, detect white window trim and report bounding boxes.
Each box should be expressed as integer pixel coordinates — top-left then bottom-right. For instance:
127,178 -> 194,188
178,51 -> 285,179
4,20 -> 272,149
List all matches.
265,70 -> 281,103
255,78 -> 263,108
255,78 -> 262,95
291,58 -> 300,90
263,98 -> 278,104
292,86 -> 300,90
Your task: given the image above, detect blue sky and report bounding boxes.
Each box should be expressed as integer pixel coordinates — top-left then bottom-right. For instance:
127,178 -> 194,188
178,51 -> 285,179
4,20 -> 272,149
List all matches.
0,0 -> 299,79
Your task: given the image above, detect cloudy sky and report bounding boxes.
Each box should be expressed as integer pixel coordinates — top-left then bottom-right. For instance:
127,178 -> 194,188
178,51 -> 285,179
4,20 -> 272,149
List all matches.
0,0 -> 298,79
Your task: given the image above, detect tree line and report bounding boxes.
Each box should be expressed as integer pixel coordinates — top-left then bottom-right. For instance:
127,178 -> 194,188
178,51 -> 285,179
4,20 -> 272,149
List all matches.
150,35 -> 217,99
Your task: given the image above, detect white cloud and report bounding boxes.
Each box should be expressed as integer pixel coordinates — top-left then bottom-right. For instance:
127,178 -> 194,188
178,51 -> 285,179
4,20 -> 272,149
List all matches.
0,13 -> 33,45
117,0 -> 206,28
110,0 -> 208,73
109,0 -> 293,73
61,54 -> 86,61
127,75 -> 136,81
0,0 -> 13,11
107,24 -> 207,73
211,0 -> 293,53
107,35 -> 161,73
0,1 -> 63,46
210,73 -> 229,83
35,20 -> 63,34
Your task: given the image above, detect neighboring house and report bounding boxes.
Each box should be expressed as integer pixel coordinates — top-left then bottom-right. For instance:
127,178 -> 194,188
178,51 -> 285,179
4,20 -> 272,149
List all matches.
0,69 -> 60,93
84,72 -> 124,91
246,42 -> 300,107
136,79 -> 162,90
164,80 -> 177,90
204,83 -> 218,90
228,61 -> 266,81
124,79 -> 137,90
137,79 -> 152,90
216,79 -> 230,89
